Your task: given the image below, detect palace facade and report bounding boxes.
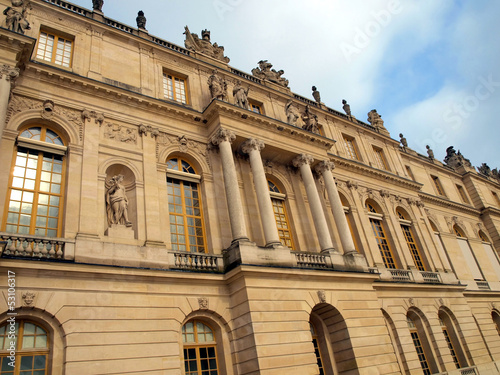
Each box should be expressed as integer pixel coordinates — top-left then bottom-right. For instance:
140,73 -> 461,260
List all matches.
1,1 -> 500,374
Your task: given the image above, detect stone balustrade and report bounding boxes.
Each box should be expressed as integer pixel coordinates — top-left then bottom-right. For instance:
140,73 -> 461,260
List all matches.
293,251 -> 329,269
0,232 -> 68,259
170,251 -> 223,272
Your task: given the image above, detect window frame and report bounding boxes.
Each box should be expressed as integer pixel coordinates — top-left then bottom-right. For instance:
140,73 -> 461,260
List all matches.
372,146 -> 389,171
163,72 -> 189,104
248,100 -> 263,114
182,320 -> 219,375
342,135 -> 360,161
397,210 -> 426,271
366,202 -> 397,269
35,29 -> 74,68
268,180 -> 295,250
455,184 -> 470,204
431,175 -> 446,197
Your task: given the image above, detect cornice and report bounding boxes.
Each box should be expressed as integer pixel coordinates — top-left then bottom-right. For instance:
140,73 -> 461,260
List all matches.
481,206 -> 500,217
419,192 -> 481,215
329,154 -> 423,191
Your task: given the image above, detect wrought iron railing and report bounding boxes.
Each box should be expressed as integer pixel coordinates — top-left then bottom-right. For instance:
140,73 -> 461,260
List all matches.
0,233 -> 66,259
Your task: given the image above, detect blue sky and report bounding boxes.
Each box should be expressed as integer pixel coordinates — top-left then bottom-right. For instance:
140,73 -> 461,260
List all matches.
67,0 -> 500,168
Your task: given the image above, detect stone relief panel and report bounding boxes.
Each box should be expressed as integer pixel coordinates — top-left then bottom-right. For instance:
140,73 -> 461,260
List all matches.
103,123 -> 137,144
158,133 -> 210,168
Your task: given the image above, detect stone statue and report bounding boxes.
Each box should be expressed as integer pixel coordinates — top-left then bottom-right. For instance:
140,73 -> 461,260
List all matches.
492,168 -> 500,181
312,86 -> 321,104
233,80 -> 249,109
399,133 -> 408,148
477,163 -> 491,176
342,99 -> 351,117
3,0 -> 31,34
367,109 -> 383,127
136,10 -> 146,30
444,146 -> 472,169
301,105 -> 320,134
92,0 -> 103,11
285,100 -> 300,125
183,26 -> 230,63
426,145 -> 434,159
251,60 -> 289,87
207,69 -> 227,101
105,174 -> 132,227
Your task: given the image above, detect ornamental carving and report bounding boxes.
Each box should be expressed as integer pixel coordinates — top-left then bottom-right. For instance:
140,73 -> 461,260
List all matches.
379,189 -> 390,198
0,65 -> 20,82
198,297 -> 209,310
104,123 -> 137,144
138,124 -> 159,138
314,160 -> 335,174
207,69 -> 227,101
346,180 -> 358,190
285,100 -> 300,125
82,109 -> 104,126
301,105 -> 320,134
22,291 -> 35,307
105,174 -> 132,227
183,26 -> 229,63
210,128 -> 235,146
367,109 -> 388,134
241,138 -> 264,154
444,146 -> 472,169
3,0 -> 31,34
251,60 -> 289,87
317,290 -> 326,303
292,154 -> 314,168
477,163 -> 491,177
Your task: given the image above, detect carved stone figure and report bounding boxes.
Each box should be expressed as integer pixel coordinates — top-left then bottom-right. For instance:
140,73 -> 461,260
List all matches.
285,100 -> 300,125
105,174 -> 132,227
183,26 -> 230,63
207,69 -> 227,101
136,10 -> 146,30
3,0 -> 31,34
233,80 -> 249,109
22,291 -> 35,307
251,60 -> 289,87
492,168 -> 500,180
301,105 -> 320,134
477,163 -> 491,176
342,99 -> 351,117
312,86 -> 321,104
367,109 -> 383,127
426,145 -> 434,159
92,0 -> 103,11
444,146 -> 472,168
399,133 -> 408,148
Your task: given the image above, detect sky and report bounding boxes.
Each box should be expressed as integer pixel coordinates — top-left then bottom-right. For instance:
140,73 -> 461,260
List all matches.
68,0 -> 500,168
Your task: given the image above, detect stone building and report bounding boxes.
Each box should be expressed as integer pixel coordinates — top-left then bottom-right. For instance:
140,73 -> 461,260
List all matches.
0,1 -> 500,374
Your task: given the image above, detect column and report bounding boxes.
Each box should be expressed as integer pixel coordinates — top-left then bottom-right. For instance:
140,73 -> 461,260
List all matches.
315,160 -> 356,253
292,154 -> 334,252
241,138 -> 281,247
0,65 -> 19,139
211,128 -> 249,243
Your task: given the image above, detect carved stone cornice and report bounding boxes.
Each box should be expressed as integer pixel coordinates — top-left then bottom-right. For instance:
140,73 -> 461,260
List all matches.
241,138 -> 264,154
314,160 -> 335,174
292,154 -> 314,168
138,124 -> 159,138
82,109 -> 104,126
419,192 -> 480,216
210,128 -> 235,146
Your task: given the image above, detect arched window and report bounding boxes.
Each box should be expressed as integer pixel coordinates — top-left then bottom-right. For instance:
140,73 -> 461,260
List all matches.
0,320 -> 50,374
182,320 -> 218,375
479,230 -> 489,243
439,309 -> 468,369
453,225 -> 465,238
397,209 -> 426,271
492,310 -> 500,336
407,311 -> 438,375
268,180 -> 294,250
453,224 -> 485,282
309,322 -> 325,375
166,158 -> 206,253
3,126 -> 66,237
366,202 -> 396,269
407,316 -> 431,375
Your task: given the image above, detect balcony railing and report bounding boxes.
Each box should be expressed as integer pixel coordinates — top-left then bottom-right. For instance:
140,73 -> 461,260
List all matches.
0,233 -> 67,259
389,269 -> 413,282
170,251 -> 222,272
476,280 -> 490,290
293,252 -> 329,269
421,271 -> 441,283
459,366 -> 477,375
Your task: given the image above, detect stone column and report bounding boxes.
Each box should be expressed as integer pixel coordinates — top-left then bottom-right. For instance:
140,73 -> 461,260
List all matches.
292,154 -> 334,252
211,128 -> 249,243
241,138 -> 281,247
0,65 -> 19,139
315,160 -> 356,254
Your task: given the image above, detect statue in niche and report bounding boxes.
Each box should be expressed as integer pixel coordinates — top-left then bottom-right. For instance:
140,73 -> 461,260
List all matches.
92,0 -> 103,12
301,105 -> 320,134
183,26 -> 230,63
251,60 -> 289,87
233,80 -> 249,109
136,10 -> 146,30
285,100 -> 300,125
426,145 -> 434,159
312,86 -> 321,104
3,0 -> 31,34
105,174 -> 132,227
207,69 -> 227,101
399,133 -> 408,148
342,99 -> 352,117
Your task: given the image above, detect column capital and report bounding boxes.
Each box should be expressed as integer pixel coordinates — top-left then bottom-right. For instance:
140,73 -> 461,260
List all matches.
0,65 -> 19,81
211,128 -> 236,146
292,153 -> 314,168
314,160 -> 335,174
241,138 -> 264,154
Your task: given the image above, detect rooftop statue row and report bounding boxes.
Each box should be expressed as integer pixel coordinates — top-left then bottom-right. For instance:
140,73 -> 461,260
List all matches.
3,0 -> 30,34
251,60 -> 289,88
184,26 -> 230,63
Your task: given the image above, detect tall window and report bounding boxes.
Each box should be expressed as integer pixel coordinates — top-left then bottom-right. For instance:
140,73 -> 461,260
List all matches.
3,126 -> 65,237
310,323 -> 325,375
373,147 -> 388,170
268,181 -> 294,249
163,73 -> 188,104
343,135 -> 359,160
407,316 -> 431,375
367,202 -> 396,269
456,185 -> 470,204
0,320 -> 50,374
431,175 -> 446,196
36,30 -> 73,68
397,209 -> 426,271
182,320 -> 218,375
167,158 -> 206,252
405,165 -> 415,181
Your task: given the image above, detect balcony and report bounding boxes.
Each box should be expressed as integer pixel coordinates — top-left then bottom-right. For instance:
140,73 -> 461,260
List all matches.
293,251 -> 329,269
0,232 -> 73,260
170,251 -> 223,272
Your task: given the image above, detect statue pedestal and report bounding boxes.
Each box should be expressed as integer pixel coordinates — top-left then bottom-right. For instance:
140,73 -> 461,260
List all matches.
106,224 -> 134,239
